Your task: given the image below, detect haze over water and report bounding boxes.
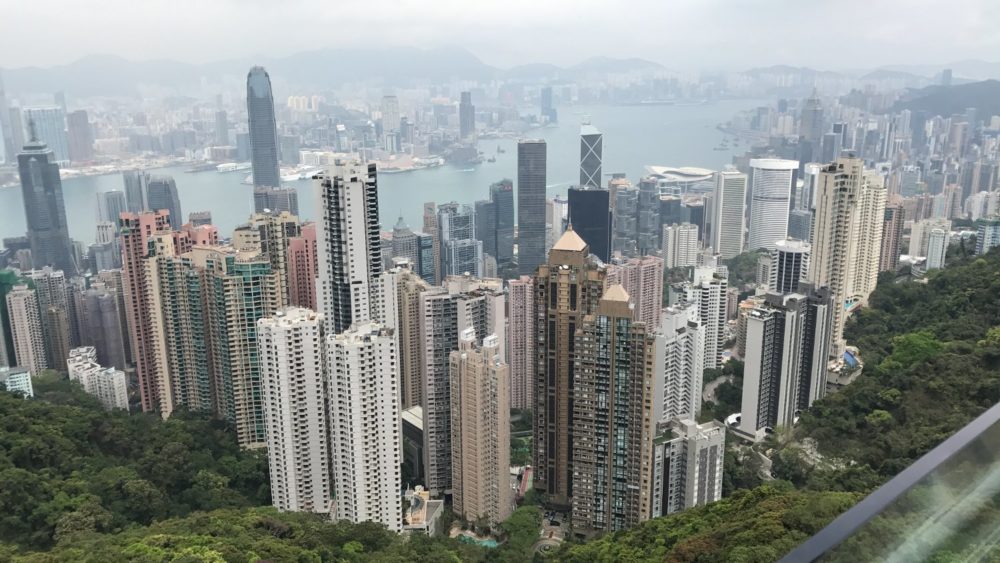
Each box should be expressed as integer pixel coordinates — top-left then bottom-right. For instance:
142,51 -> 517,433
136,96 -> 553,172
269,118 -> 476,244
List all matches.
0,101 -> 758,245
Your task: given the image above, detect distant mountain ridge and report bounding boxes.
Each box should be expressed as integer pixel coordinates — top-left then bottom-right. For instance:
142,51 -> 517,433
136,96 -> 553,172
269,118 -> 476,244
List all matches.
0,48 -> 666,97
892,79 -> 1000,118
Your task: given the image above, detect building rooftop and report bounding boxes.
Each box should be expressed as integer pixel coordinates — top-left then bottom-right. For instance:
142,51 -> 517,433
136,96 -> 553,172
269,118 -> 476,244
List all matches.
552,227 -> 588,252
603,283 -> 630,303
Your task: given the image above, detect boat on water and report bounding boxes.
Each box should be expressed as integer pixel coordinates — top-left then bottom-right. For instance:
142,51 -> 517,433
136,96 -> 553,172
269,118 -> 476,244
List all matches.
487,156 -> 496,163
217,162 -> 251,173
496,146 -> 506,154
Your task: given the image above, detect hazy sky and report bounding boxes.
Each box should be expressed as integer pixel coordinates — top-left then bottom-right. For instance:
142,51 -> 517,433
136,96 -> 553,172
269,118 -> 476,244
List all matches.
2,0 -> 998,70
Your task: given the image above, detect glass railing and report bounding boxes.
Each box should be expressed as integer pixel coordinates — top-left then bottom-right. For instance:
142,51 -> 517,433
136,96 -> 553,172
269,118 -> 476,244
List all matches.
782,401 -> 1000,562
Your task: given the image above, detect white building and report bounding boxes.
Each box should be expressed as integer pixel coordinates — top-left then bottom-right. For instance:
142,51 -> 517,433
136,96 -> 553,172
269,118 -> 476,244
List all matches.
6,285 -> 47,376
662,223 -> 700,269
653,303 -> 705,422
326,322 -> 402,531
0,366 -> 34,397
747,159 -> 798,251
770,239 -> 811,294
848,170 -> 886,305
710,170 -> 748,259
926,228 -> 950,270
650,418 -> 725,518
258,308 -> 331,515
66,346 -> 128,411
689,267 -> 728,370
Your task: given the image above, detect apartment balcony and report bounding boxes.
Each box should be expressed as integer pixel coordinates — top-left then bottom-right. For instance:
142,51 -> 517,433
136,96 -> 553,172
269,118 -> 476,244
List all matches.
782,401 -> 1000,561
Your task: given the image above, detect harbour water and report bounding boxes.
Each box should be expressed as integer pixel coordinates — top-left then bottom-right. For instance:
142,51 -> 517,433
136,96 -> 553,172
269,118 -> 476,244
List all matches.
0,101 -> 760,246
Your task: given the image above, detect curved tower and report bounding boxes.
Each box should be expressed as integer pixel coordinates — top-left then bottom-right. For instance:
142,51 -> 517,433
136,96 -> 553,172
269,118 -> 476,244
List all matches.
246,67 -> 281,197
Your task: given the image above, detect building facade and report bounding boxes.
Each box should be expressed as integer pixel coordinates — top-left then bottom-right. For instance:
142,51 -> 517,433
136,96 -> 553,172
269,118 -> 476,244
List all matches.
450,331 -> 512,527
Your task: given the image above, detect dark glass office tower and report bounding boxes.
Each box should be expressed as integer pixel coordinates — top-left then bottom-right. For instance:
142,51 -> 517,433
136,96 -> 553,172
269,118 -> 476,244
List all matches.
580,124 -> 602,187
246,67 -> 281,202
491,179 -> 515,265
517,140 -> 547,275
459,91 -> 475,141
568,186 -> 611,262
146,175 -> 183,230
474,199 -> 496,259
540,87 -> 557,123
17,126 -> 76,275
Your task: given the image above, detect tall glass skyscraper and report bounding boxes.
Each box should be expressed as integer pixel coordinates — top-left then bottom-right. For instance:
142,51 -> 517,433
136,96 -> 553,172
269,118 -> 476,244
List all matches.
17,127 -> 76,275
567,186 -> 611,262
23,107 -> 69,164
517,140 -> 547,275
579,124 -> 602,187
246,67 -> 281,203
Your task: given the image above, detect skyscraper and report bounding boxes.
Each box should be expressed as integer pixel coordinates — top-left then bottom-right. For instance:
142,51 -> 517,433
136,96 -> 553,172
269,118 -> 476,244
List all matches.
419,276 -> 505,496
807,157 -> 885,356
848,170 -> 887,304
247,67 -> 281,198
5,285 -> 46,375
489,180 -> 516,267
579,124 -> 603,187
450,330 -> 512,527
567,186 -> 612,262
326,322 -> 402,531
747,159 -> 797,252
474,197 -> 497,258
769,239 -> 810,294
799,92 -> 824,144
438,203 -> 483,277
120,211 -> 173,414
214,110 -> 229,146
381,95 -> 401,134
650,418 -> 725,518
653,303 -> 705,422
517,140 -> 547,275
123,171 -> 148,213
662,223 -> 699,269
533,229 -> 607,508
27,267 -> 71,372
382,265 -> 430,409
258,308 -> 331,515
606,255 -> 665,330
691,267 -> 728,370
738,287 -> 832,441
146,175 -> 183,230
253,186 -> 299,216
459,91 -> 475,141
66,110 -> 94,162
571,285 -> 655,533
422,202 -> 442,284
74,285 -> 128,372
316,163 -> 382,336
240,211 -> 300,307
507,276 -> 535,410
97,190 -> 128,226
23,107 -> 69,163
540,86 -> 557,123
709,170 -> 748,259
18,126 -> 77,276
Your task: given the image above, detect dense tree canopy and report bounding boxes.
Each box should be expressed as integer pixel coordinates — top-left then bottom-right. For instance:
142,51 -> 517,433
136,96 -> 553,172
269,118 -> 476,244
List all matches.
0,375 -> 269,550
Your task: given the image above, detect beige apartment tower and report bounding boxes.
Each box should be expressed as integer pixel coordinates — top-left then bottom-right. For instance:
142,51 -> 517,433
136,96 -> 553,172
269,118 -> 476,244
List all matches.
450,330 -> 512,527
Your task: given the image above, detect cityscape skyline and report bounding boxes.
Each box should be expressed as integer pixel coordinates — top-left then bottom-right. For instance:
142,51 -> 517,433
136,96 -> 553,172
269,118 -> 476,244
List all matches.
0,23 -> 999,556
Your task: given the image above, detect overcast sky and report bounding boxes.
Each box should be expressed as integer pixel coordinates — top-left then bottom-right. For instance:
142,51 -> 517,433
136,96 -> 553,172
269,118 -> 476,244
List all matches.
2,0 -> 998,70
